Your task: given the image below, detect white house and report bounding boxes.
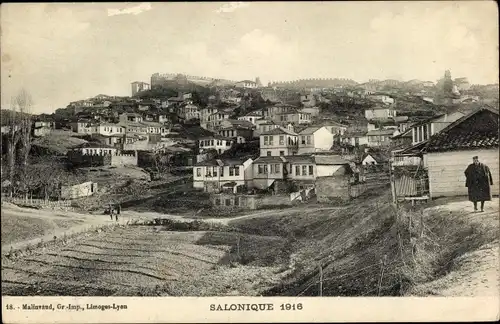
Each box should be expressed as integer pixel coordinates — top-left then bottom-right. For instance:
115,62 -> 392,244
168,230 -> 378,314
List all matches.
423,107 -> 499,199
198,135 -> 234,155
260,127 -> 298,157
237,111 -> 263,125
235,80 -> 258,89
297,126 -> 334,155
193,157 -> 254,192
366,129 -> 398,147
411,111 -> 466,145
96,123 -> 126,136
368,93 -> 395,105
365,107 -> 397,120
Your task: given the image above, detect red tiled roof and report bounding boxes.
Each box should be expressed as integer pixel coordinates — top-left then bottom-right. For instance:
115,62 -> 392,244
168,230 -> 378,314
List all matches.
424,108 -> 499,153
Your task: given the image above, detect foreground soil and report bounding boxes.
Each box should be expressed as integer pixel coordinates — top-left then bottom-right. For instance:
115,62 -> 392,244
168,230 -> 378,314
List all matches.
1,226 -> 287,296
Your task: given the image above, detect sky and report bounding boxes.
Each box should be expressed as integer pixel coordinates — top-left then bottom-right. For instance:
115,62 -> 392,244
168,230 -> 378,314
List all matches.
1,1 -> 498,114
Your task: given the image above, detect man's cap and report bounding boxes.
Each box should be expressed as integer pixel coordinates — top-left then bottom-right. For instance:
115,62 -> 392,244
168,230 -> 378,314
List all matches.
473,156 -> 479,159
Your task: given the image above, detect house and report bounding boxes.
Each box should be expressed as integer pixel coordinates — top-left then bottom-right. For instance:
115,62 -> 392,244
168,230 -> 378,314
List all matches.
177,103 -> 200,121
71,119 -> 97,134
365,106 -> 397,120
119,113 -> 143,123
198,135 -> 234,155
314,154 -> 353,177
264,103 -> 298,119
32,120 -> 54,137
340,131 -> 369,147
286,155 -> 316,188
218,120 -> 255,144
317,120 -> 347,136
254,119 -> 280,137
300,94 -> 317,108
273,109 -> 312,126
61,181 -> 98,200
235,80 -> 258,89
367,93 -> 395,105
193,157 -> 254,193
410,110 -> 466,145
366,129 -> 398,147
361,151 -> 390,166
131,81 -> 151,96
423,107 -> 499,199
251,156 -> 288,191
390,128 -> 413,155
260,127 -> 298,157
201,109 -> 232,131
300,106 -> 320,117
297,126 -> 334,155
96,123 -> 126,136
68,142 -> 118,156
237,110 -> 263,125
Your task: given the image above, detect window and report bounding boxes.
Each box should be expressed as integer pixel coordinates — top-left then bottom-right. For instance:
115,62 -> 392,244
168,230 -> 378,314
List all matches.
269,136 -> 274,145
274,164 -> 281,173
267,151 -> 272,156
306,136 -> 312,145
234,197 -> 239,206
264,136 -> 269,145
213,167 -> 218,177
295,165 -> 300,175
301,136 -> 306,144
229,167 -> 234,176
280,151 -> 284,156
196,168 -> 201,177
211,140 -> 214,146
302,165 -> 307,175
279,135 -> 284,145
234,167 -> 240,176
200,141 -> 204,147
220,167 -> 224,177
215,198 -> 221,206
308,165 -> 314,175
423,124 -> 429,141
258,165 -> 265,174
226,141 -> 231,146
264,165 -> 268,174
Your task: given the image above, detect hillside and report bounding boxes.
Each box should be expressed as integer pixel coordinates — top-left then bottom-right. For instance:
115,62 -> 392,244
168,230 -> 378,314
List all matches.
31,130 -> 88,156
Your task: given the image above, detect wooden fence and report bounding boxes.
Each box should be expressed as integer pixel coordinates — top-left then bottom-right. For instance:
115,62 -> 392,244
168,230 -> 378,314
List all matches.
2,197 -> 73,209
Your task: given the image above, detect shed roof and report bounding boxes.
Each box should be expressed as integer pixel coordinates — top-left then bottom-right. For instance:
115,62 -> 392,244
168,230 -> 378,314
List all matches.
298,126 -> 324,135
424,107 -> 499,153
314,155 -> 350,165
261,126 -> 297,136
366,129 -> 396,136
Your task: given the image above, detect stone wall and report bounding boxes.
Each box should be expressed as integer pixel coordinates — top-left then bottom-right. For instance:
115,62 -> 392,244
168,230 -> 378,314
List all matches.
110,153 -> 138,167
210,193 -> 292,211
316,176 -> 350,202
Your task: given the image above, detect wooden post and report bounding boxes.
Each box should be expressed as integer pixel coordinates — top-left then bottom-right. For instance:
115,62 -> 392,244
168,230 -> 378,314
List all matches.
419,210 -> 424,238
318,264 -> 323,296
377,255 -> 387,296
237,236 -> 241,259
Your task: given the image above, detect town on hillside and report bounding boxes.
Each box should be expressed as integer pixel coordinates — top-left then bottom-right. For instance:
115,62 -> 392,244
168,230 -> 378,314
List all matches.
2,71 -> 498,208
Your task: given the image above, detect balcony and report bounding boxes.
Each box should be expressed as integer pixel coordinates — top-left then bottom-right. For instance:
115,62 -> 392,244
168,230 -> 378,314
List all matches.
392,155 -> 422,167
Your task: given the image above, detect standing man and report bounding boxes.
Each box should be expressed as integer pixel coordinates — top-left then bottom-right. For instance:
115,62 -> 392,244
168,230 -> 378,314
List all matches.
109,204 -> 113,220
464,156 -> 493,212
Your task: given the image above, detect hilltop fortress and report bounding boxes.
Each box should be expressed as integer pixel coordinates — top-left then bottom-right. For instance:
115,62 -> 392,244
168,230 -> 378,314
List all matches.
151,73 -> 238,87
269,78 -> 358,89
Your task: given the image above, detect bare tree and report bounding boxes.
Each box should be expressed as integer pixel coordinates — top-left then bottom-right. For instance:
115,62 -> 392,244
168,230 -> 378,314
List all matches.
4,89 -> 33,196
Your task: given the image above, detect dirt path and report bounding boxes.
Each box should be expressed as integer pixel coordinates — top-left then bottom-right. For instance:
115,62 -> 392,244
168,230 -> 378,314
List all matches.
411,198 -> 499,297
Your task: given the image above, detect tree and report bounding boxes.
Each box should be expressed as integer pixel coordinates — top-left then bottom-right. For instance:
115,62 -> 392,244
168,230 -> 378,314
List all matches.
4,89 -> 33,197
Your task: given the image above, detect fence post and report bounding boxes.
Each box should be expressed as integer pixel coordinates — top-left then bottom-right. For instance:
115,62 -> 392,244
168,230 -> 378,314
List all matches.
318,264 -> 323,297
377,255 -> 387,296
419,211 -> 424,238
